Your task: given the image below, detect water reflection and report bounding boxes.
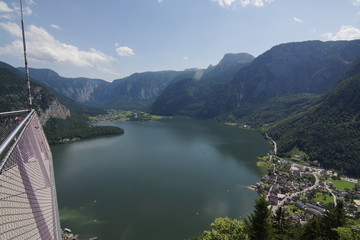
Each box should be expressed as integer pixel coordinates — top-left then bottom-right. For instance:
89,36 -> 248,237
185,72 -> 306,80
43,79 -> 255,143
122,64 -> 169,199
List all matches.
53,119 -> 268,240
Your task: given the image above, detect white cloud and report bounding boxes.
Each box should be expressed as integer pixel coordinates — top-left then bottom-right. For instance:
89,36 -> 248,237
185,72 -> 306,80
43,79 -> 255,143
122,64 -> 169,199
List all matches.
182,56 -> 189,60
239,0 -> 274,7
349,0 -> 360,6
26,0 -> 36,5
0,22 -> 115,69
212,0 -> 274,7
157,0 -> 164,2
293,17 -> 304,23
12,5 -> 32,16
323,25 -> 360,41
116,46 -> 135,57
50,24 -> 61,30
212,0 -> 236,8
0,22 -> 22,37
1,14 -> 13,20
0,1 -> 33,19
0,1 -> 13,12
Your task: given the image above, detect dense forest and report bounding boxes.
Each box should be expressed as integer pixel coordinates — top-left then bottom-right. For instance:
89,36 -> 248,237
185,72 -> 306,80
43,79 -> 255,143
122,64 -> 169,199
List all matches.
268,58 -> 360,177
190,198 -> 360,240
0,61 -> 124,144
43,115 -> 123,144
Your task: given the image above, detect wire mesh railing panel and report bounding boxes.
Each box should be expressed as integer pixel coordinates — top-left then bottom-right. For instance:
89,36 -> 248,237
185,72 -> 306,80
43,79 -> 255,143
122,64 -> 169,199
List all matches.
0,111 -> 29,147
0,111 -> 61,240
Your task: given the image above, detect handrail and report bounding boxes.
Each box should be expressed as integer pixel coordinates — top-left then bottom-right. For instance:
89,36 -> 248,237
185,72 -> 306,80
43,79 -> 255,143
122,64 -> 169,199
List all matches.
0,109 -> 34,171
0,109 -> 30,116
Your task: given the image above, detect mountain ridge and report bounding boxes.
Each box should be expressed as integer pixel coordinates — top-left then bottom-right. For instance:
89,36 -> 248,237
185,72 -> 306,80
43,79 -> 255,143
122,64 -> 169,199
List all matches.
268,57 -> 360,177
199,40 -> 360,119
22,52 -> 254,111
150,53 -> 255,116
1,61 -> 123,144
23,68 -> 198,110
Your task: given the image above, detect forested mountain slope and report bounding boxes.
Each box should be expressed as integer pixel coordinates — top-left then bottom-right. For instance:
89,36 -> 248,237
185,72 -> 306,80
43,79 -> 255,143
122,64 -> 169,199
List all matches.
1,61 -> 70,123
152,40 -> 360,127
150,53 -> 254,116
201,40 -> 360,121
92,70 -> 197,110
268,58 -> 360,177
1,61 -> 123,144
25,68 -> 197,110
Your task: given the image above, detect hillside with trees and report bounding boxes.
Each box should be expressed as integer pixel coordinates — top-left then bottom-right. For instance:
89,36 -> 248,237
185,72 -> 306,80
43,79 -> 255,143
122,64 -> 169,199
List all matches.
0,61 -> 123,144
152,40 -> 360,127
150,53 -> 254,116
268,58 -> 360,177
190,198 -> 359,240
25,67 -> 198,110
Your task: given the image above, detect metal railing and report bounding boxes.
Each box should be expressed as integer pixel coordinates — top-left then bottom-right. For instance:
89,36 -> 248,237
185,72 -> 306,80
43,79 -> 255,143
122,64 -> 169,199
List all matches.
0,110 -> 61,239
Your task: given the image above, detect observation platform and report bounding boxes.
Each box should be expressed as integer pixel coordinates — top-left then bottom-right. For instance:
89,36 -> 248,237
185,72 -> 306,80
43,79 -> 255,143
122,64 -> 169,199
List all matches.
0,110 -> 61,240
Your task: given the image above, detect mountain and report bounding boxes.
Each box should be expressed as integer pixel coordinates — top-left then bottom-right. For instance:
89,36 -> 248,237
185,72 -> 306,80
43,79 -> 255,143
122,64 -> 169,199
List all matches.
25,54 -> 253,112
90,70 -> 197,110
152,40 -> 360,126
201,40 -> 360,121
24,68 -> 197,110
150,53 -> 255,116
1,61 -> 123,144
268,58 -> 360,177
23,68 -> 110,104
1,61 -> 70,123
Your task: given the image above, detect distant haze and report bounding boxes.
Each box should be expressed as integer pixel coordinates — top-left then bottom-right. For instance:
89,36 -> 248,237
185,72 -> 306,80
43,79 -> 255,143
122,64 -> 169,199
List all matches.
0,0 -> 360,81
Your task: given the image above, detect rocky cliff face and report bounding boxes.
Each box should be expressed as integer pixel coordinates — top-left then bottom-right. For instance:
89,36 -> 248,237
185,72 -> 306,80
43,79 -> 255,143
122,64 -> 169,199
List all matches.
23,68 -> 110,105
199,40 -> 360,118
63,80 -> 103,103
1,62 -> 71,126
150,53 -> 254,116
234,40 -> 360,101
94,70 -> 197,110
38,99 -> 70,125
214,53 -> 254,71
26,68 -> 196,110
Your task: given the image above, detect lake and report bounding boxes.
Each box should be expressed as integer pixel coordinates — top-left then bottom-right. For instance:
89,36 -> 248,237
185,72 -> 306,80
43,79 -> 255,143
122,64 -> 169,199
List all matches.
52,119 -> 269,240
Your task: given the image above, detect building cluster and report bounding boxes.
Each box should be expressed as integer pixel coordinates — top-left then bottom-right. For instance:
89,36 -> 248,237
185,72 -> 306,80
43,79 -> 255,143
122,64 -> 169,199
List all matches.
89,110 -> 165,122
255,156 -> 360,223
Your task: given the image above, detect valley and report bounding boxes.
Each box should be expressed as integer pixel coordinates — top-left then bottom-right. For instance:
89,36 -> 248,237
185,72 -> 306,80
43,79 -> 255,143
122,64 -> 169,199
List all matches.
14,39 -> 360,177
2,38 -> 360,239
2,0 -> 360,239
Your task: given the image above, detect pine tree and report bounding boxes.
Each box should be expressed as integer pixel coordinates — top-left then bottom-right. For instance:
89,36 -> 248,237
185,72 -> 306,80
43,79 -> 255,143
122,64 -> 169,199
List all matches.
272,207 -> 293,239
322,201 -> 346,240
245,197 -> 273,240
302,217 -> 322,240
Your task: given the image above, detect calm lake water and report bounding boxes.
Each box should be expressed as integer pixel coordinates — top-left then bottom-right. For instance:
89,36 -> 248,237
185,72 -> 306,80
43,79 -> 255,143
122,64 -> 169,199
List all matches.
52,119 -> 269,240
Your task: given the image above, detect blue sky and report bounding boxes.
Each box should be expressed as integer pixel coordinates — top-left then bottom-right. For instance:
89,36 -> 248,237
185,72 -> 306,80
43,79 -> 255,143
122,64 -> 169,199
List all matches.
1,0 -> 360,82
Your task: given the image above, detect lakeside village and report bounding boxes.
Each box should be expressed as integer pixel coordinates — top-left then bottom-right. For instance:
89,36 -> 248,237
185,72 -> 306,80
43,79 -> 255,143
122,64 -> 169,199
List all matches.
91,111 -> 360,223
253,136 -> 360,223
89,110 -> 168,122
